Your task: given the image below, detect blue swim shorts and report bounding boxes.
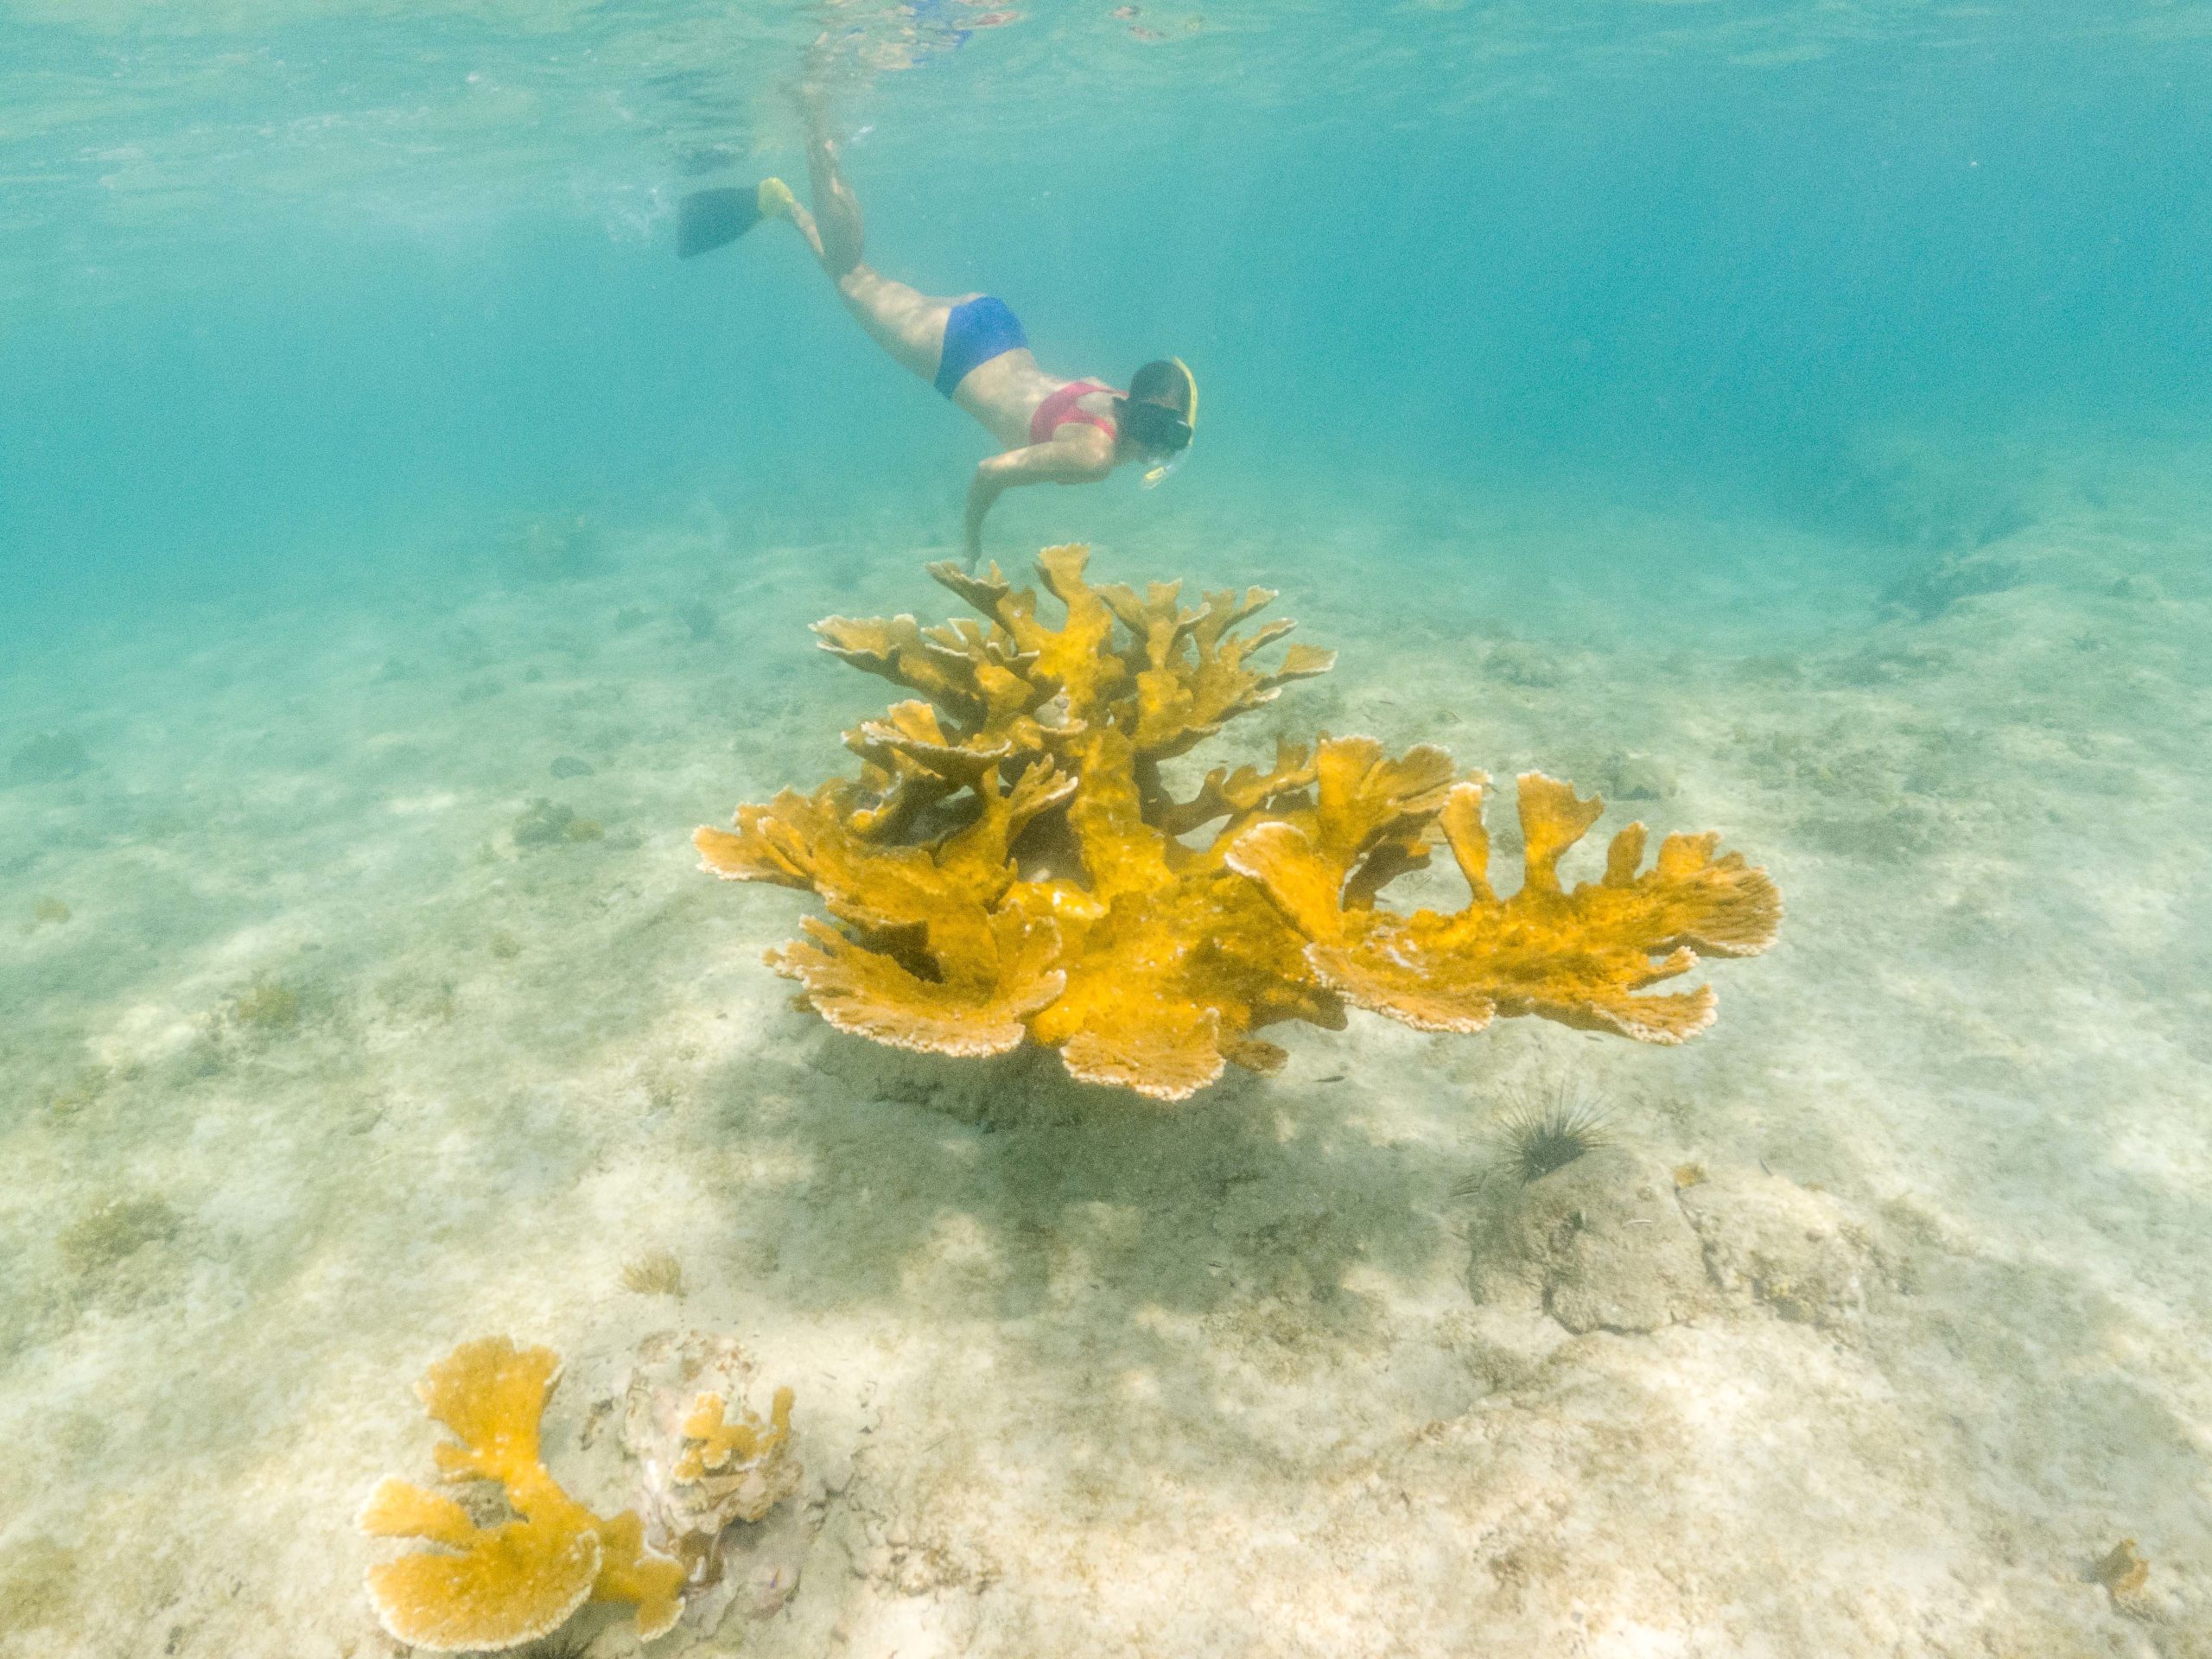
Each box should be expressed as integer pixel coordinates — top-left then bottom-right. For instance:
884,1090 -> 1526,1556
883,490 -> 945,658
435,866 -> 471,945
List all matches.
934,295 -> 1028,397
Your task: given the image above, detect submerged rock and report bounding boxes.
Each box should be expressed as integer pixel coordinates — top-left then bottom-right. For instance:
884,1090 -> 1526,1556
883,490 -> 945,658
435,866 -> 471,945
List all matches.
1466,1149 -> 1708,1335
1484,639 -> 1565,687
513,798 -> 605,848
1592,749 -> 1678,802
1676,1164 -> 1902,1332
1878,550 -> 2023,620
1466,1147 -> 1906,1345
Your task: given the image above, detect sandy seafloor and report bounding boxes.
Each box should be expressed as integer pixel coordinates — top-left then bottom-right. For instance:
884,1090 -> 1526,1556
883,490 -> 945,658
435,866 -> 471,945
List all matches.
3,440 -> 2209,1659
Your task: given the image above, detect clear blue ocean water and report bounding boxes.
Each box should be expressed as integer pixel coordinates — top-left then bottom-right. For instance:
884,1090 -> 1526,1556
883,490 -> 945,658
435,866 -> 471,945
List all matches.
6,3 -> 2205,622
3,5 -> 2210,1656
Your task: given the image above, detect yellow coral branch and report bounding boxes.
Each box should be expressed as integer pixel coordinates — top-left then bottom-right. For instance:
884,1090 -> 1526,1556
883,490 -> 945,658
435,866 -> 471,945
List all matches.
674,1385 -> 795,1482
767,911 -> 1065,1058
1230,758 -> 1782,1045
359,1338 -> 685,1652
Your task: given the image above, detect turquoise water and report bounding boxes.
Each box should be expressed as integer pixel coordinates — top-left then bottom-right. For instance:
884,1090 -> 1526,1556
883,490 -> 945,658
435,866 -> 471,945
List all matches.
4,4 -> 2211,1656
8,4 -> 2207,618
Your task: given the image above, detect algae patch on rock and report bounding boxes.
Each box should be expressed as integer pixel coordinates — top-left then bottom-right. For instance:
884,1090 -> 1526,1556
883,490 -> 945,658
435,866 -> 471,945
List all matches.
60,1195 -> 182,1277
58,1193 -> 188,1313
621,1249 -> 685,1297
1465,1144 -> 1911,1349
227,974 -> 305,1035
513,798 -> 605,848
1879,549 -> 2023,620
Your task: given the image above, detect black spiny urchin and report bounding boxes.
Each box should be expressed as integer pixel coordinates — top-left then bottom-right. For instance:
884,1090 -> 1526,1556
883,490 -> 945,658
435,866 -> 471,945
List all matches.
1457,1084 -> 1613,1196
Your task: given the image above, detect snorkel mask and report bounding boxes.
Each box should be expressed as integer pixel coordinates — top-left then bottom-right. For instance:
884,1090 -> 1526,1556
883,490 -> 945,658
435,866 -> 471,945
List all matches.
1137,356 -> 1198,488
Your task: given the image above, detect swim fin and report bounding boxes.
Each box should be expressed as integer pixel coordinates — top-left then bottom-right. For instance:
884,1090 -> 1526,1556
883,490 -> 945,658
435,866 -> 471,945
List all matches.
677,178 -> 795,259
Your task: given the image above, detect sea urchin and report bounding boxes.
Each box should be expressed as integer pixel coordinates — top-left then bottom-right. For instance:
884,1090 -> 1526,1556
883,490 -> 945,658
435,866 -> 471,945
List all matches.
1459,1084 -> 1613,1196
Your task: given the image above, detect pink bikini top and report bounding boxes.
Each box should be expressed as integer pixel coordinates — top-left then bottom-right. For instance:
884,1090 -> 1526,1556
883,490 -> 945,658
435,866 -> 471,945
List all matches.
1028,379 -> 1123,446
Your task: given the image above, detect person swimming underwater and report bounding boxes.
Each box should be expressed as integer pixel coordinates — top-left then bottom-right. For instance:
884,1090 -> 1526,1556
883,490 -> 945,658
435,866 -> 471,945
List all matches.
677,108 -> 1197,568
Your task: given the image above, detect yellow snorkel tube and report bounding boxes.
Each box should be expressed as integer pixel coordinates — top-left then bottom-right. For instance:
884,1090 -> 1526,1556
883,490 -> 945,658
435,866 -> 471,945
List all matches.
1141,355 -> 1198,489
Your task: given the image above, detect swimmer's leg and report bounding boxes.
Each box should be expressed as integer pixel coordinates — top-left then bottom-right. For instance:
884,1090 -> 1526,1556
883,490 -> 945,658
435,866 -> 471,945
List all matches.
675,90 -> 952,385
834,266 -> 954,384
802,111 -> 867,277
671,89 -> 828,261
789,100 -> 955,383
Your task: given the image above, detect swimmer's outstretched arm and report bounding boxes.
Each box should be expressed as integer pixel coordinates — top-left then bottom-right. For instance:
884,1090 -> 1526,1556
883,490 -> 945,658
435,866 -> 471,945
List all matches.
963,436 -> 1116,566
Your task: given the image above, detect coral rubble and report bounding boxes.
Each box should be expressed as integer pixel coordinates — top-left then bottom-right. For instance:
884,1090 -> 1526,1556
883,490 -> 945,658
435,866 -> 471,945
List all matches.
621,1332 -> 804,1602
359,1337 -> 685,1652
676,1387 -> 796,1489
698,547 -> 1780,1101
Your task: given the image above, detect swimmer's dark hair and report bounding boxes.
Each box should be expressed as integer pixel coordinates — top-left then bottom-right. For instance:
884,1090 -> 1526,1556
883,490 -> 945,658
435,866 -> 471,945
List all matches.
1119,359 -> 1193,453
1127,358 -> 1192,415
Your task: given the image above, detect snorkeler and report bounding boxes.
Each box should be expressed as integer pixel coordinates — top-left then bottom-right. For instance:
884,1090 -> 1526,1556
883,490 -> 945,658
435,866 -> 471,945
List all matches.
677,111 -> 1197,567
